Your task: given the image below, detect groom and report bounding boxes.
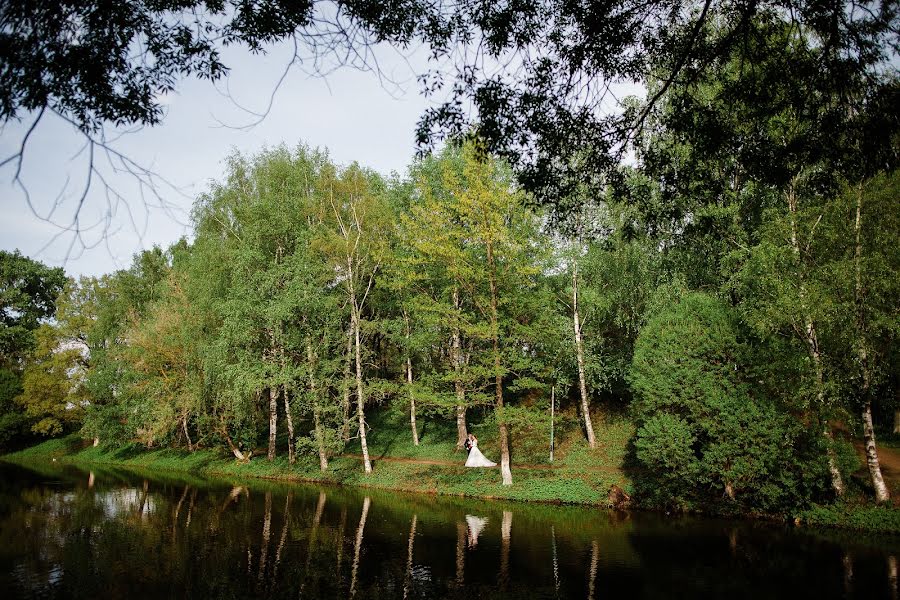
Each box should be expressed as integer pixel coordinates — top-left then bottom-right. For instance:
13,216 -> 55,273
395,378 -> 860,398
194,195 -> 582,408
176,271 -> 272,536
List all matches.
463,434 -> 473,452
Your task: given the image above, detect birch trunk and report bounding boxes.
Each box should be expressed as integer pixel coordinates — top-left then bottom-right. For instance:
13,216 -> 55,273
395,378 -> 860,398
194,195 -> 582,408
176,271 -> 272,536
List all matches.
283,384 -> 295,464
572,259 -> 596,448
786,181 -> 844,496
854,186 -> 890,502
307,339 -> 329,472
404,312 -> 419,446
342,326 -> 353,442
267,386 -> 278,461
220,421 -> 250,461
182,414 -> 193,452
452,287 -> 468,448
351,301 -> 372,474
487,242 -> 513,485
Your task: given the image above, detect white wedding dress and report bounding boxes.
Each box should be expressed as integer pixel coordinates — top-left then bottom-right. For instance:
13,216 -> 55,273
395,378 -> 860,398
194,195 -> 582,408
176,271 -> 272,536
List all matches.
465,440 -> 497,468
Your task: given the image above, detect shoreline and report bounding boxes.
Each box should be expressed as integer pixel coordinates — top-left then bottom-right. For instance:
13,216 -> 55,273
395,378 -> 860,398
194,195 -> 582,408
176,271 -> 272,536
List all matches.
4,435 -> 900,535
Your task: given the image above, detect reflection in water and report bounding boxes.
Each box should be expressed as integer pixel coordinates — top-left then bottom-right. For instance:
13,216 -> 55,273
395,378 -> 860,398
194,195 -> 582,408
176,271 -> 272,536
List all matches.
298,491 -> 326,597
350,496 -> 371,598
272,492 -> 291,582
403,514 -> 418,600
889,555 -> 898,600
500,510 -> 512,590
844,551 -> 854,596
552,525 -> 560,596
466,514 -> 487,548
1,462 -> 898,599
587,540 -> 600,600
456,520 -> 466,587
88,471 -> 94,488
258,490 -> 273,584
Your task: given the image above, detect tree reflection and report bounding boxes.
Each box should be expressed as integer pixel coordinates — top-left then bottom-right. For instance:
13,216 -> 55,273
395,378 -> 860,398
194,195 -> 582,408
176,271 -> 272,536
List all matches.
403,514 -> 417,599
350,496 -> 370,598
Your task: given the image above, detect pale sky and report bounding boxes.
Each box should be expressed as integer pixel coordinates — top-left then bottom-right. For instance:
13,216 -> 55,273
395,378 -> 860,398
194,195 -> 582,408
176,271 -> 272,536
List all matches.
0,41 -> 433,278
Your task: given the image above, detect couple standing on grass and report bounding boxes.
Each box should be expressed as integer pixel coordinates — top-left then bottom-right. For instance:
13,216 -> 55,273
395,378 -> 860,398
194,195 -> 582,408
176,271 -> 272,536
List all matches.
463,433 -> 497,468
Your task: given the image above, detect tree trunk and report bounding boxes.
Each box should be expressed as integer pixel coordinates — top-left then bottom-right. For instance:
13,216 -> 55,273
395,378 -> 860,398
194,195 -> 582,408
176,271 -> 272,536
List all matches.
283,385 -> 295,464
862,400 -> 890,502
894,410 -> 900,435
452,287 -> 468,449
854,185 -> 890,502
342,325 -> 353,442
404,312 -> 419,446
307,340 -> 329,472
220,422 -> 250,461
182,414 -> 193,452
267,386 -> 278,461
572,259 -> 597,449
487,242 -> 513,485
352,303 -> 372,474
786,181 -> 844,496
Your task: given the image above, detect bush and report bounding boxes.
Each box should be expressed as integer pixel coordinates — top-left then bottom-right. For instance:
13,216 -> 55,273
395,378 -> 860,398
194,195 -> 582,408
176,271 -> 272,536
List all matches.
629,292 -> 827,513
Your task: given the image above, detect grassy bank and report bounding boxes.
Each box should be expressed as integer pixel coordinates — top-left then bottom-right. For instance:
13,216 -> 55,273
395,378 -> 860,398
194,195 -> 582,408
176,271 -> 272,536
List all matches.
2,408 -> 635,507
6,408 -> 900,534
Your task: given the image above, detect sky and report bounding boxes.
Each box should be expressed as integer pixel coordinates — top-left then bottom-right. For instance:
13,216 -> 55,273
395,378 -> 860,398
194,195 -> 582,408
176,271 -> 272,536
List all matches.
0,41 -> 433,278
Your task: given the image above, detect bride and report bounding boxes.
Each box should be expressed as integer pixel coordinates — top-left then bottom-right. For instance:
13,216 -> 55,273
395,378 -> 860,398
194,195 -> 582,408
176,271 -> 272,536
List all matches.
464,434 -> 497,468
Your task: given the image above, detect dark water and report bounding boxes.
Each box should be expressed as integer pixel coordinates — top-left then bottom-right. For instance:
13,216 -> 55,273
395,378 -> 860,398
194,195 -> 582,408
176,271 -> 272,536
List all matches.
1,462 -> 898,599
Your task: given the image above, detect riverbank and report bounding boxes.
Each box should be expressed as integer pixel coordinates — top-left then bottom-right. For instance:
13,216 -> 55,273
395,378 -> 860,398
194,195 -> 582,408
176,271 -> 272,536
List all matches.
4,408 -> 900,535
1,409 -> 634,507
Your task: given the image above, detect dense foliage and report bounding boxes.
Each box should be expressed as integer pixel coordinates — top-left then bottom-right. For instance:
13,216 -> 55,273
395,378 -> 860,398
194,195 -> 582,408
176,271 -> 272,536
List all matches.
4,9 -> 898,515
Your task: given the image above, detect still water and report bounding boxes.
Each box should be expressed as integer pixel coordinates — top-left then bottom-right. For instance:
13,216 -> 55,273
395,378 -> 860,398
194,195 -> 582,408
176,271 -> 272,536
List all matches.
0,461 -> 898,599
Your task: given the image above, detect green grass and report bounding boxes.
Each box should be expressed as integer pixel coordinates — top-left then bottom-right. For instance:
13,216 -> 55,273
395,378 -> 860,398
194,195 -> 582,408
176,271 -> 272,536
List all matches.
796,503 -> 900,535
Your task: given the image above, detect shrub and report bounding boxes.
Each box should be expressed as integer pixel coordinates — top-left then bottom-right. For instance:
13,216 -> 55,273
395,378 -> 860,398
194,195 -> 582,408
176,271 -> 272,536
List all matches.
629,292 -> 826,512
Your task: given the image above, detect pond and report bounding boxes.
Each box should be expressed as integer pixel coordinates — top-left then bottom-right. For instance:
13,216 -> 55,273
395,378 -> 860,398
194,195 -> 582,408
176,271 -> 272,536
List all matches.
0,461 -> 897,599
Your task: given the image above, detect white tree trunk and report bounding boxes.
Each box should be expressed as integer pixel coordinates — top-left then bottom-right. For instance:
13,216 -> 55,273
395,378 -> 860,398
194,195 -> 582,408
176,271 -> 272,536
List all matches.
267,386 -> 278,461
283,384 -> 295,464
342,326 -> 353,442
572,260 -> 597,448
353,305 -> 372,474
487,243 -> 512,485
307,340 -> 329,472
404,312 -> 419,446
854,186 -> 889,502
786,182 -> 844,496
452,287 -> 467,448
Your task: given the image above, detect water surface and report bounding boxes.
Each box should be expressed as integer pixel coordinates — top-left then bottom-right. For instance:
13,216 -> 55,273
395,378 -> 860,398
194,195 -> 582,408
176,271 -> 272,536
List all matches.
0,461 -> 897,599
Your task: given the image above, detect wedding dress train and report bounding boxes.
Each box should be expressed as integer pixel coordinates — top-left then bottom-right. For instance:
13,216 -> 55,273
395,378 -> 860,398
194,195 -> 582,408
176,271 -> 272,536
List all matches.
464,440 -> 497,468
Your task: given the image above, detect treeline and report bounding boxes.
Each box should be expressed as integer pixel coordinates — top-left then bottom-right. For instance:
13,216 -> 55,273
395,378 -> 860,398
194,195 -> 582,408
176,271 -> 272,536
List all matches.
2,15 -> 898,513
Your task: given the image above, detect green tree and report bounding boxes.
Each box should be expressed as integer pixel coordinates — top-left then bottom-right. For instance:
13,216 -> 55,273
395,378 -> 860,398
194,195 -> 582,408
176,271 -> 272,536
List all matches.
0,250 -> 66,447
630,292 -> 826,511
